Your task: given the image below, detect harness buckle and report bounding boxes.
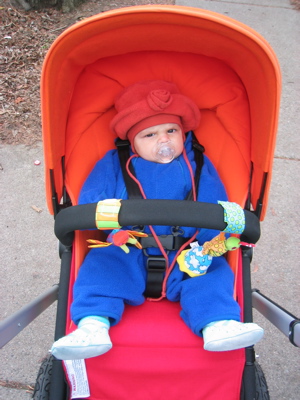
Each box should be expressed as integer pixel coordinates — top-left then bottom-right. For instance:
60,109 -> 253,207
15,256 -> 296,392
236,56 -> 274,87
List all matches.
144,256 -> 166,298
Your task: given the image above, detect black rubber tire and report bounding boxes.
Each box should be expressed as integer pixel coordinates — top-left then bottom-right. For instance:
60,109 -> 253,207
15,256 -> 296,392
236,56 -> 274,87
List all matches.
240,361 -> 270,400
254,362 -> 270,400
32,354 -> 53,400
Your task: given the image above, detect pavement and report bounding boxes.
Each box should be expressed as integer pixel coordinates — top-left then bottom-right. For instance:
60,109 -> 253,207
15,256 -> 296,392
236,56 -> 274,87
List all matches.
0,0 -> 299,399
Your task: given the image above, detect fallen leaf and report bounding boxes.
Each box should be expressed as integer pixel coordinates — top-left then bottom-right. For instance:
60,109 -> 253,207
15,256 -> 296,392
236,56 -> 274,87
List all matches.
15,97 -> 25,104
253,264 -> 259,273
271,208 -> 277,216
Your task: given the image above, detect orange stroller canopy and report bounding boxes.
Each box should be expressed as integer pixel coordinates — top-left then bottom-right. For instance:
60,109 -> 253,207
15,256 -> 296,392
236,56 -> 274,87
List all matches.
41,5 -> 281,220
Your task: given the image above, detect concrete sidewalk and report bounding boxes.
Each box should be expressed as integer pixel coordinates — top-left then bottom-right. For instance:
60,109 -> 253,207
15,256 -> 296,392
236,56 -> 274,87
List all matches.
1,1 -> 299,399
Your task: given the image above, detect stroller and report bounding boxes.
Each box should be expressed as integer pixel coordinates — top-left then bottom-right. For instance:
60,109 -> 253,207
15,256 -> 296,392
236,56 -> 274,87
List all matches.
1,5 -> 298,400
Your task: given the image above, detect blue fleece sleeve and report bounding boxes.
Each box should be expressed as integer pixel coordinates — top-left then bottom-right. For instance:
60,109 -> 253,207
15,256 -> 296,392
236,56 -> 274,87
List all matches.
198,156 -> 228,203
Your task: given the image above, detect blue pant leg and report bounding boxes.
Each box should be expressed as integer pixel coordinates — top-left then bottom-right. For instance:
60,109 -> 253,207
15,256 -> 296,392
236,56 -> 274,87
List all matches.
71,246 -> 146,326
177,257 -> 241,336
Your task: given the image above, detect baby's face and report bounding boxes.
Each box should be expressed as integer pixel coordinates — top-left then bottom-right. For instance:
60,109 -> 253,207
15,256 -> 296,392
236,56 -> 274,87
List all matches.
133,123 -> 184,163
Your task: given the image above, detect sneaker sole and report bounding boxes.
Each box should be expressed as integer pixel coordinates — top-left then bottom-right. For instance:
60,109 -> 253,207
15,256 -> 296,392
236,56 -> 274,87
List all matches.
204,329 -> 264,352
51,343 -> 112,360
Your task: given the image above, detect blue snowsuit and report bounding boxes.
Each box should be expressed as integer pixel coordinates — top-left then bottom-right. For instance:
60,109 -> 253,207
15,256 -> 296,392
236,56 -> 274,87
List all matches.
71,133 -> 241,336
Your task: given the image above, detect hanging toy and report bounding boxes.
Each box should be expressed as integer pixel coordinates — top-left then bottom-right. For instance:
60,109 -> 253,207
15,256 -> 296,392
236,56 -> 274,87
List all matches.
87,229 -> 148,254
177,232 -> 255,277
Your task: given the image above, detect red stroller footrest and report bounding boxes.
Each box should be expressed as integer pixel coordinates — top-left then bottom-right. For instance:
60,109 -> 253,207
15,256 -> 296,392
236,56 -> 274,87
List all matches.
84,300 -> 245,400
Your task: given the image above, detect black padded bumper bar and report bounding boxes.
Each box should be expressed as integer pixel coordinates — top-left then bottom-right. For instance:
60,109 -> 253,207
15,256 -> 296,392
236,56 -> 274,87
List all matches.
54,200 -> 260,247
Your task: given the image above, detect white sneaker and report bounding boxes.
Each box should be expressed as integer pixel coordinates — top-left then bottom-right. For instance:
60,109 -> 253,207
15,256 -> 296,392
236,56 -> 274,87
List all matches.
51,317 -> 112,360
203,320 -> 264,352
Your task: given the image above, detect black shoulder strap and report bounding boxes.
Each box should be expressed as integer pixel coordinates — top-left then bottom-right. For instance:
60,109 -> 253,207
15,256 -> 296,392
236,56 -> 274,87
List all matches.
185,133 -> 205,201
116,138 -> 142,199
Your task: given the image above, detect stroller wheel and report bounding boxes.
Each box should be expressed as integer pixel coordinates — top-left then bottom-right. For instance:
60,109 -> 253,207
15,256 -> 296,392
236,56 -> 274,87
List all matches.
240,361 -> 270,400
254,362 -> 270,400
32,354 -> 53,400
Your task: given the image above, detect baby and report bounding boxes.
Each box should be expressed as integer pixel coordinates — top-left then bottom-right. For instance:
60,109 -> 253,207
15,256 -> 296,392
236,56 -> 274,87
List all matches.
51,80 -> 263,360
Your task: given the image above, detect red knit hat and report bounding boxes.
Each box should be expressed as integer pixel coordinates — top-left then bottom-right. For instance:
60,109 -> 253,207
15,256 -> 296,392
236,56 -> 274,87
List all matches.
110,80 -> 201,144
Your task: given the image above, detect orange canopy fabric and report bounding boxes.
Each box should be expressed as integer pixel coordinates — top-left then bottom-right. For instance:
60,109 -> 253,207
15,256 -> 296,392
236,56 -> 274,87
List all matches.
64,51 -> 251,207
41,5 -> 281,219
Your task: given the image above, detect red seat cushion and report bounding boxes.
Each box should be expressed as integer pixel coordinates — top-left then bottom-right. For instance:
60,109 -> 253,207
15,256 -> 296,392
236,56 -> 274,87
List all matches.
82,300 -> 244,400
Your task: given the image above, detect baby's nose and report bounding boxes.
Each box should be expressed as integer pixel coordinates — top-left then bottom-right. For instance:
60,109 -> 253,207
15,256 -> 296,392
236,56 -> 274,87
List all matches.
158,132 -> 170,142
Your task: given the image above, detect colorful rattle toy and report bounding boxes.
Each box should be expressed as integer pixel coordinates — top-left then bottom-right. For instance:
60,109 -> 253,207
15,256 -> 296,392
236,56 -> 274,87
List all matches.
87,229 -> 148,254
177,232 -> 254,277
